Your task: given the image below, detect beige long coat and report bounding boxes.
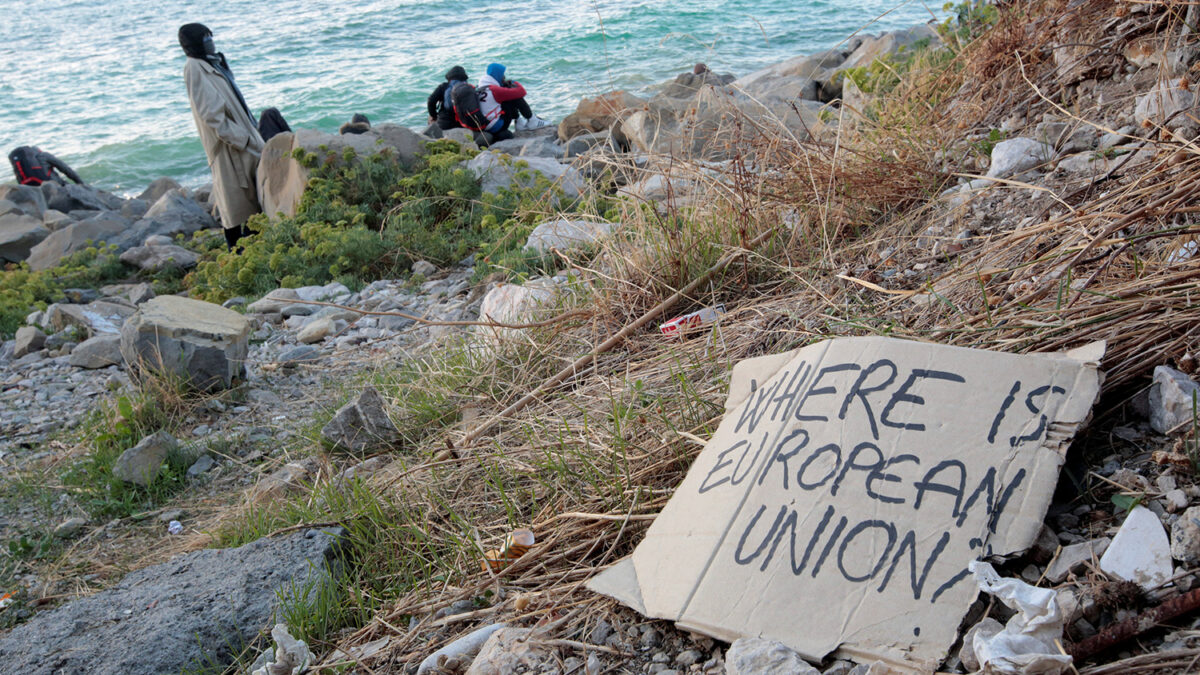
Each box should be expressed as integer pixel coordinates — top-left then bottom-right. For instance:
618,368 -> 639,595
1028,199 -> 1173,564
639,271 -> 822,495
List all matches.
183,58 -> 264,229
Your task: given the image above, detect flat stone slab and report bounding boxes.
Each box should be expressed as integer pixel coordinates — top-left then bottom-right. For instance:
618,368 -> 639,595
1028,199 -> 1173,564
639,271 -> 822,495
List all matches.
120,295 -> 251,390
0,529 -> 341,675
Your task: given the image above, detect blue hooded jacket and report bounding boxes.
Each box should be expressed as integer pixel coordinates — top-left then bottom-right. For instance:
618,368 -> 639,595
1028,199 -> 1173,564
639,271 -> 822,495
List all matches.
487,63 -> 507,84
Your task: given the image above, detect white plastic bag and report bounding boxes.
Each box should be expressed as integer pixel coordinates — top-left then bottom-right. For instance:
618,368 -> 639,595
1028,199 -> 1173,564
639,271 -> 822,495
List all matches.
968,561 -> 1072,674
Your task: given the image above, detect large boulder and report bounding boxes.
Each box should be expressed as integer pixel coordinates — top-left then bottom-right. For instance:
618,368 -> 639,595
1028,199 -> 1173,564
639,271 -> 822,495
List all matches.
475,278 -> 561,345
0,529 -> 340,675
258,126 -> 430,220
0,212 -> 50,262
137,177 -> 183,204
525,218 -> 617,253
119,244 -> 200,272
621,85 -> 823,160
733,49 -> 850,105
654,69 -> 736,101
109,191 -> 216,250
487,128 -> 562,160
40,182 -> 115,213
67,334 -> 124,369
120,296 -> 251,390
837,23 -> 940,72
986,138 -> 1056,179
557,90 -> 646,142
13,326 -> 46,358
0,183 -> 48,219
26,211 -> 131,271
465,151 -> 586,199
46,300 -> 136,337
321,387 -> 400,452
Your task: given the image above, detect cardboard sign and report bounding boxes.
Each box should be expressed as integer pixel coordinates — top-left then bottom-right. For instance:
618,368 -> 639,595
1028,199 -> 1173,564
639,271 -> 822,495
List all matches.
589,336 -> 1104,670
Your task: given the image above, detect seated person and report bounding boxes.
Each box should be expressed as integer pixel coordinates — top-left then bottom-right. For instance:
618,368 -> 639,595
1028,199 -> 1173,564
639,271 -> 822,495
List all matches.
427,66 -> 469,130
8,146 -> 85,186
478,63 -> 549,140
339,113 -> 371,135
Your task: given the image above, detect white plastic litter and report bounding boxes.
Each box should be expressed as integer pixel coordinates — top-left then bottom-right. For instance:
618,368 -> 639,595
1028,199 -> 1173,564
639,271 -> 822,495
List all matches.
416,622 -> 506,675
250,623 -> 313,675
166,520 -> 183,535
968,561 -> 1072,674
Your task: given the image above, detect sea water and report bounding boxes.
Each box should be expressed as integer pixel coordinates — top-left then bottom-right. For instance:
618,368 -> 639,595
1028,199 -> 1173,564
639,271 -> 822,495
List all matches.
0,0 -> 941,194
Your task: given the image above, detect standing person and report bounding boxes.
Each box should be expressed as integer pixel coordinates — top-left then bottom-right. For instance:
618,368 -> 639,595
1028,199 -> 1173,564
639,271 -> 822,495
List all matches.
478,63 -> 549,140
8,146 -> 86,187
178,22 -> 263,249
427,66 -> 469,130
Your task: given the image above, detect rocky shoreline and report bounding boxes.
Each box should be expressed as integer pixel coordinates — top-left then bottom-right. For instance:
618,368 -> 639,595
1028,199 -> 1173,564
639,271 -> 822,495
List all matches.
4,5 -> 1200,674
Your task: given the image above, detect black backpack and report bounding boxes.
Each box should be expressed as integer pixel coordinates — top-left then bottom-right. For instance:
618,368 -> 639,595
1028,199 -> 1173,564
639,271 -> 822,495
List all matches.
8,147 -> 52,186
450,81 -> 489,131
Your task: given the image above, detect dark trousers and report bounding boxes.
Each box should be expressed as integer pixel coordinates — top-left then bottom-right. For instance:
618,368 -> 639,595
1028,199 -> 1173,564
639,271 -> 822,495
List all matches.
224,224 -> 249,249
500,97 -> 532,128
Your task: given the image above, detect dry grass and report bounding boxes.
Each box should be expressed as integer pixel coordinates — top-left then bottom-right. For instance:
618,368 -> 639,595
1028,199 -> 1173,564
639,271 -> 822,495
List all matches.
195,1 -> 1200,670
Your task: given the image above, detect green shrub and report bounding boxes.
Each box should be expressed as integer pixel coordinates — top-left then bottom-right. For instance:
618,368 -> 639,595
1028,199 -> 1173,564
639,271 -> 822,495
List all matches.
0,245 -> 131,338
190,139 -> 608,302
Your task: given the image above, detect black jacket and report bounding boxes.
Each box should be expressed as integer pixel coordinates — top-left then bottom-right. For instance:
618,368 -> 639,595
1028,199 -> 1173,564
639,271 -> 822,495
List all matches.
8,146 -> 84,186
427,82 -> 464,130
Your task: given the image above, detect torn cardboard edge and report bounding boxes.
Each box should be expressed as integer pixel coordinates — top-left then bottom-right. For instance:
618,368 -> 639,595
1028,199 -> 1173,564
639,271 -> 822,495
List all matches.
589,336 -> 1105,672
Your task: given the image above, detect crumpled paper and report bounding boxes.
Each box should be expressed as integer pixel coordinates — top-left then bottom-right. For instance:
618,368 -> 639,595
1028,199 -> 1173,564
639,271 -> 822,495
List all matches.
968,561 -> 1072,674
250,623 -> 313,675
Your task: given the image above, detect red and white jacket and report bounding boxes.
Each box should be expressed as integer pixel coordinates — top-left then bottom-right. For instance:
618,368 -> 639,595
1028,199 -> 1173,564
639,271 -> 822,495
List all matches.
479,74 -> 527,129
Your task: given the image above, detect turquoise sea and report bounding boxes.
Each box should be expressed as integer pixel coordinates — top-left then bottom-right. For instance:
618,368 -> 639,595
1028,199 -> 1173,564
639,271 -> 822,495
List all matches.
0,0 -> 939,194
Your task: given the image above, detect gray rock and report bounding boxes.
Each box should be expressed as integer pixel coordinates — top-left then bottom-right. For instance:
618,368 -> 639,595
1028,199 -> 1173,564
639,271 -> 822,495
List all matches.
41,209 -> 73,231
1136,80 -> 1196,130
411,260 -> 437,277
959,617 -> 1004,672
127,283 -> 155,305
297,317 -> 335,344
247,288 -> 301,314
0,183 -> 48,219
53,517 -> 88,539
487,128 -> 563,160
112,430 -> 178,486
46,300 -> 136,337
258,125 -> 428,220
524,218 -> 617,253
142,234 -> 173,246
0,529 -> 341,675
41,181 -> 111,212
277,344 -> 320,367
186,454 -> 216,477
120,296 -> 252,391
1149,365 -> 1200,434
13,326 -> 46,358
222,296 -> 247,309
113,191 -> 217,249
68,334 -> 123,369
1171,505 -> 1200,564
321,387 -> 399,452
137,177 -> 183,204
27,211 -> 131,271
119,244 -> 200,272
986,138 -> 1055,179
0,212 -> 50,262
465,151 -> 585,199
120,198 -> 149,220
725,637 -> 819,675
1045,537 -> 1110,583
280,303 -> 314,318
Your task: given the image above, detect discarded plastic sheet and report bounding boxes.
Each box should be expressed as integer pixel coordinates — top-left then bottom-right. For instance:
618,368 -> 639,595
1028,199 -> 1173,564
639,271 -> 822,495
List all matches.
482,528 -> 535,572
660,304 -> 726,337
250,623 -> 313,675
417,622 -> 506,675
968,561 -> 1071,674
167,520 -> 183,535
588,336 -> 1104,671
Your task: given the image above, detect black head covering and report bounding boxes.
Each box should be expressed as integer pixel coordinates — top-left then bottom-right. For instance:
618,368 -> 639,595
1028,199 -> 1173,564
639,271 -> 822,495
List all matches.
445,65 -> 468,82
351,113 -> 370,125
178,23 -> 211,59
